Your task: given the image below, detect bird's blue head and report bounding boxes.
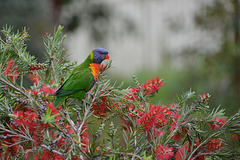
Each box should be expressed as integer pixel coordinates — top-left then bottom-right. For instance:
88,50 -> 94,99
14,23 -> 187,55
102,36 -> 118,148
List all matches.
92,48 -> 109,64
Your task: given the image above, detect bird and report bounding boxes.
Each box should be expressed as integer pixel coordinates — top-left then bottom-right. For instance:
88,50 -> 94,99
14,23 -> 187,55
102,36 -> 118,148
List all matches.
53,48 -> 109,107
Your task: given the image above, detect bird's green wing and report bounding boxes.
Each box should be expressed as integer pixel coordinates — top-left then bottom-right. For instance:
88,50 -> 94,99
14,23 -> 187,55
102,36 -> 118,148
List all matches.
54,67 -> 95,98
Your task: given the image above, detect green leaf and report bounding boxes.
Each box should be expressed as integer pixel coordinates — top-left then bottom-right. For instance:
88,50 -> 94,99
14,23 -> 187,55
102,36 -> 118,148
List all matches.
143,151 -> 152,160
41,107 -> 60,127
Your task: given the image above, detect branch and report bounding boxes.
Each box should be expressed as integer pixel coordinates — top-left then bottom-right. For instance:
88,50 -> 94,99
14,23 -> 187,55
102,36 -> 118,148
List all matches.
50,121 -> 89,159
64,109 -> 77,133
0,77 -> 45,111
77,92 -> 96,143
188,112 -> 240,160
41,144 -> 65,156
0,78 -> 29,98
93,151 -> 142,160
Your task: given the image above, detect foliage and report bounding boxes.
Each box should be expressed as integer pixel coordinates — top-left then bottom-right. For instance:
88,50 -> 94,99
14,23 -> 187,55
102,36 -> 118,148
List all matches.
0,26 -> 240,160
185,0 -> 240,114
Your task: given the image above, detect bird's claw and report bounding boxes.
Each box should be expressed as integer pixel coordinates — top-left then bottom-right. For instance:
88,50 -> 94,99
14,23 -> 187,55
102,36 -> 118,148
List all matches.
86,92 -> 94,99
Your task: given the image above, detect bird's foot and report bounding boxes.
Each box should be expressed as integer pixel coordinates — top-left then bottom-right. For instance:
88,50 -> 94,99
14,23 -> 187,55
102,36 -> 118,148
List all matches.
81,99 -> 90,106
86,92 -> 94,99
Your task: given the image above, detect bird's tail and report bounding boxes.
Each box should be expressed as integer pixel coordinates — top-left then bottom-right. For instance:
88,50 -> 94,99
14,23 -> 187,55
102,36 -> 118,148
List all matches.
53,97 -> 65,108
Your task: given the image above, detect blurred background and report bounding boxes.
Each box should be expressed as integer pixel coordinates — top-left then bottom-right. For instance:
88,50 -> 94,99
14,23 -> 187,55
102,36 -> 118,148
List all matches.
1,0 -> 239,115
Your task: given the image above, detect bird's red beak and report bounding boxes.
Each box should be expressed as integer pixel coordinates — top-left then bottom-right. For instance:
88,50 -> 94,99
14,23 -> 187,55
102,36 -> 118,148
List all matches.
104,54 -> 109,60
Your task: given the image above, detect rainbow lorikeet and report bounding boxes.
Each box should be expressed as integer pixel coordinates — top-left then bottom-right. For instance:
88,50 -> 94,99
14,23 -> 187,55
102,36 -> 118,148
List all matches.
53,48 -> 109,107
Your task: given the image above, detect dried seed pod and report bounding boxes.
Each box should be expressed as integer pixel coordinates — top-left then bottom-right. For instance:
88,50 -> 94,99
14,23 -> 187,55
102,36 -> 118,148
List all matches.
16,98 -> 29,106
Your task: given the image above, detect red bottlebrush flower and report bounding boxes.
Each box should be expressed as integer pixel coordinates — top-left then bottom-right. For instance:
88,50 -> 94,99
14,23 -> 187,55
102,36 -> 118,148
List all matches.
119,104 -> 143,130
4,59 -> 14,76
206,138 -> 223,152
175,142 -> 191,160
92,91 -> 118,118
4,100 -> 87,159
4,59 -> 15,76
175,138 -> 223,160
170,112 -> 186,141
29,72 -> 40,85
0,133 -> 19,157
100,64 -> 107,73
171,128 -> 184,141
137,104 -> 168,131
137,111 -> 155,131
175,141 -> 204,160
13,110 -> 41,133
45,32 -> 49,38
126,77 -> 164,100
142,77 -> 164,96
153,144 -> 174,160
92,103 -> 108,117
233,134 -> 240,141
12,102 -> 61,133
152,128 -> 165,139
200,93 -> 210,102
209,116 -> 226,130
4,59 -> 19,82
28,89 -> 40,96
41,84 -> 55,95
126,105 -> 143,120
12,109 -> 48,147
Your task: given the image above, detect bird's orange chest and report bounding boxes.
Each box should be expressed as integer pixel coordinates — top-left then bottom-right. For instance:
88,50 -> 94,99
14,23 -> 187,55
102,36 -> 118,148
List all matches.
89,63 -> 100,80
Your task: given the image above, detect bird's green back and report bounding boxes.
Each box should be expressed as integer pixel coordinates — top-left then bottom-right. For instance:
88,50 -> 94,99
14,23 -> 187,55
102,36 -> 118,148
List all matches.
53,52 -> 95,107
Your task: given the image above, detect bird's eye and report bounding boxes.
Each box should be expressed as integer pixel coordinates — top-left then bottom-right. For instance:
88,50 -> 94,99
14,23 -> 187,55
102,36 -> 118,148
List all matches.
99,51 -> 102,54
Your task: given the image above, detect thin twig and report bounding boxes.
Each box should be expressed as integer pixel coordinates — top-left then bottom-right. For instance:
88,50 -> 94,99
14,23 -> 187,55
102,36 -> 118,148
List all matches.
7,140 -> 29,148
41,144 -> 65,156
64,110 -> 77,133
0,127 -> 33,142
77,90 -> 97,139
0,37 -> 7,45
116,152 -> 142,159
93,151 -> 142,160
